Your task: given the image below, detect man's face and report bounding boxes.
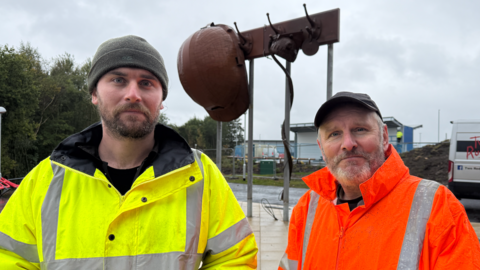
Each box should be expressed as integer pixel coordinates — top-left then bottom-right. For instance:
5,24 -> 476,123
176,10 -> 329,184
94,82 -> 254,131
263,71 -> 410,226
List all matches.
317,106 -> 389,189
92,67 -> 163,140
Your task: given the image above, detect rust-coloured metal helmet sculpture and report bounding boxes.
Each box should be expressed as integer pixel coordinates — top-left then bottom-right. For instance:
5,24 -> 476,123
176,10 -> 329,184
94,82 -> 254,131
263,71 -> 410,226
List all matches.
177,23 -> 249,122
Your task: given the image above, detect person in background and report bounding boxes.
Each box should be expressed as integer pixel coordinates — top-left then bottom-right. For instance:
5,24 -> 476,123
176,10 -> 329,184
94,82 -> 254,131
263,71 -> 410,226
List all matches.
397,126 -> 403,143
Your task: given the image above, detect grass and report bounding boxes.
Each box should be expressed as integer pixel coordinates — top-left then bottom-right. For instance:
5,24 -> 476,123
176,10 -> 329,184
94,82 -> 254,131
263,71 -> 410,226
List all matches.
224,175 -> 309,189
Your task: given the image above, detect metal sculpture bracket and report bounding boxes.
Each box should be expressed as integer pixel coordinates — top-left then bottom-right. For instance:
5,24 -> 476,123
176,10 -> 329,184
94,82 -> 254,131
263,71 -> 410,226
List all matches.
237,6 -> 339,60
177,4 -> 340,222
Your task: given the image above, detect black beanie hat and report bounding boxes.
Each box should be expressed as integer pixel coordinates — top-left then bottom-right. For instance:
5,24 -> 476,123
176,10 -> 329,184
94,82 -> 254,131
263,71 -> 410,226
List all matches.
87,35 -> 169,100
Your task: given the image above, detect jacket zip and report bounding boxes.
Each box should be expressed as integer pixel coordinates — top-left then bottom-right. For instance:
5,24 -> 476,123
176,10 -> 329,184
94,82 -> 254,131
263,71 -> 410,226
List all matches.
335,203 -> 344,270
335,226 -> 343,270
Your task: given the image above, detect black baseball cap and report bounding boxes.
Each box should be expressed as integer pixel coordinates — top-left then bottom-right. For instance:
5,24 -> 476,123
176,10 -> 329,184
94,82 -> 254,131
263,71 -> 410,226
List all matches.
314,91 -> 383,128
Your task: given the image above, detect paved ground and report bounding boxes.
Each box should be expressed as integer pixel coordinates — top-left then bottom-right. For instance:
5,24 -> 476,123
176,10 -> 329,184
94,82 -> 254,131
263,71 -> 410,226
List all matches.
240,201 -> 290,270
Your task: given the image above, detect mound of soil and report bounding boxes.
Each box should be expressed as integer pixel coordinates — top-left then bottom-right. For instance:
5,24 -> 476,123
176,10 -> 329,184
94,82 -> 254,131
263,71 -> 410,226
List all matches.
399,141 -> 450,186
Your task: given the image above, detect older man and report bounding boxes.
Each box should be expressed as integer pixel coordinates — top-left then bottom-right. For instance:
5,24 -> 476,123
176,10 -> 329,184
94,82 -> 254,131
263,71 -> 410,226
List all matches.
0,35 -> 257,269
279,92 -> 480,270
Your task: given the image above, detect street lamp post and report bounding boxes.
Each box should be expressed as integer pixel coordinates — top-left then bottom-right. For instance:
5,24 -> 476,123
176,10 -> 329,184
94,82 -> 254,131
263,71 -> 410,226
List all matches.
0,107 -> 6,178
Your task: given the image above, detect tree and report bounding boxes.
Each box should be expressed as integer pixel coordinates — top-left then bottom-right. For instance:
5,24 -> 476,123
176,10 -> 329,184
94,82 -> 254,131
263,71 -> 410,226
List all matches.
171,115 -> 244,150
0,45 -> 40,177
0,44 -> 98,178
158,112 -> 169,125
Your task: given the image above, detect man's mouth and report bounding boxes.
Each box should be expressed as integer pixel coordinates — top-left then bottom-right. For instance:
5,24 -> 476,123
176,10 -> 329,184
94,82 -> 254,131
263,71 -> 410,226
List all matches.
342,155 -> 364,160
336,155 -> 366,165
123,110 -> 143,114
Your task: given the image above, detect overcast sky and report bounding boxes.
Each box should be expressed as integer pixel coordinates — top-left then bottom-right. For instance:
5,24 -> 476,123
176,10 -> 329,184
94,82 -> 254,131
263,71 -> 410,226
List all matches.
1,0 -> 479,144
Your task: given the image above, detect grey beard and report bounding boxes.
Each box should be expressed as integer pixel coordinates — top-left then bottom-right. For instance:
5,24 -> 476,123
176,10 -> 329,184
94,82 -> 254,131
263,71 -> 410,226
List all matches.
323,146 -> 385,184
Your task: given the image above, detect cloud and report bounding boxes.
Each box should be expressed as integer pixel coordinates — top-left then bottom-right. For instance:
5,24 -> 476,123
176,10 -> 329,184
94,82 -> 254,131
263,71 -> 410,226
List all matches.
1,0 -> 479,143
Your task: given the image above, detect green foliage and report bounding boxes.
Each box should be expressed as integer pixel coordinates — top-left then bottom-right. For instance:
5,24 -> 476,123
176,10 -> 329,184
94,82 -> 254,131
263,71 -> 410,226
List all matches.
0,42 -> 248,179
158,113 -> 169,125
171,115 -> 244,150
0,44 -> 98,178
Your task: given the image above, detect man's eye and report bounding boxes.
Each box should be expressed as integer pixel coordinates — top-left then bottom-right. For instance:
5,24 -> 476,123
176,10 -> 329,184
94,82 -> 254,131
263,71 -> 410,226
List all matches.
329,132 -> 339,138
356,128 -> 367,132
140,81 -> 152,87
113,78 -> 124,84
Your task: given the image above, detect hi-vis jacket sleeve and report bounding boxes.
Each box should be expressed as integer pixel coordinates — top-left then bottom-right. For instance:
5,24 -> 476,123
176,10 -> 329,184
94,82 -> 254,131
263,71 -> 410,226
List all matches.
200,154 -> 258,269
0,160 -> 50,270
420,187 -> 480,270
278,191 -> 310,270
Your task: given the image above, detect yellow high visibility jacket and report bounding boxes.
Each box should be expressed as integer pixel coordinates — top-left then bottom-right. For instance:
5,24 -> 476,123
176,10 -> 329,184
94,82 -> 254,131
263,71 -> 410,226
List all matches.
0,123 -> 257,269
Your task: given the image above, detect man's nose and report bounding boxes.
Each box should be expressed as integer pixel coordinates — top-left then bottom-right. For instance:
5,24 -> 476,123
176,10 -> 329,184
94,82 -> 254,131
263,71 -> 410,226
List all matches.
341,131 -> 357,151
124,82 -> 142,102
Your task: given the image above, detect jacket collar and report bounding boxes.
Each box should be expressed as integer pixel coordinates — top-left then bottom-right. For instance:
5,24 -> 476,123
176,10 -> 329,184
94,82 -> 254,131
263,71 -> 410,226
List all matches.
302,145 -> 409,207
50,122 -> 194,178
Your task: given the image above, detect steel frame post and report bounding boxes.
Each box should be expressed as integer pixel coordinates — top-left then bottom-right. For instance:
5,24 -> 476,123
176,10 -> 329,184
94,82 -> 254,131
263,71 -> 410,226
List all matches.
216,121 -> 222,171
243,112 -> 247,180
283,61 -> 291,222
327,44 -> 334,100
247,59 -> 254,217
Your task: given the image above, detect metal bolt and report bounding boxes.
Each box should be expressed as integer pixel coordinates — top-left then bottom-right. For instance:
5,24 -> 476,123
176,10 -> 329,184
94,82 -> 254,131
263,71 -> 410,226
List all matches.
141,197 -> 147,203
189,176 -> 195,182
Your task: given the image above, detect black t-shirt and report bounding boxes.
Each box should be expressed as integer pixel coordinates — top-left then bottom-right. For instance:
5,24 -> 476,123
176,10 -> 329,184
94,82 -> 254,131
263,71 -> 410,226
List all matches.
107,166 -> 140,195
76,129 -> 159,195
336,184 -> 363,211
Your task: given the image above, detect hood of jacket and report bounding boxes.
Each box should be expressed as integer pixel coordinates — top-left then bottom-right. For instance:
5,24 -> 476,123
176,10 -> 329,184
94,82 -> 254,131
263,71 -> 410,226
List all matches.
50,122 -> 194,178
302,144 -> 410,208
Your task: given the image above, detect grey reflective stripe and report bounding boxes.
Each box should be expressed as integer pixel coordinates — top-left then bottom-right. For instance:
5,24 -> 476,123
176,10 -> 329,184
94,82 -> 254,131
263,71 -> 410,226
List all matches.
397,179 -> 440,270
205,217 -> 253,255
186,178 -> 204,256
186,149 -> 204,257
279,252 -> 298,270
40,252 -> 203,270
41,162 -> 66,263
0,231 -> 39,263
301,191 -> 319,269
192,148 -> 204,178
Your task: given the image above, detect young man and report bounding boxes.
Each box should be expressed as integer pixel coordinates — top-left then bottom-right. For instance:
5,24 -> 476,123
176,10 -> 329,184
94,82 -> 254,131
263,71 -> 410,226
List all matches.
279,92 -> 480,270
0,35 -> 257,269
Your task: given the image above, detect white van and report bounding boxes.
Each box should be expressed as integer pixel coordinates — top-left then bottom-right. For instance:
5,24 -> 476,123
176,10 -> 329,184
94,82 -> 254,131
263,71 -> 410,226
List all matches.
448,119 -> 480,199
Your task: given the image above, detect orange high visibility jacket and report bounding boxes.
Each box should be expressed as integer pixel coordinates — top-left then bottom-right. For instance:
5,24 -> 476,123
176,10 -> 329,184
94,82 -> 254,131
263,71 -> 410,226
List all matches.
279,145 -> 480,270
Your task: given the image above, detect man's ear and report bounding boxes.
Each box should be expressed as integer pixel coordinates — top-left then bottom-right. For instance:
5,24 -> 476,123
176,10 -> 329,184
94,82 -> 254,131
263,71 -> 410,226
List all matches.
91,88 -> 98,105
317,137 -> 326,161
382,124 -> 389,152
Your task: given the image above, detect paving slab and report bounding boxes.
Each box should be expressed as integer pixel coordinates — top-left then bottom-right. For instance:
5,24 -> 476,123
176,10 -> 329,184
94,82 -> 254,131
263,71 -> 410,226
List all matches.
240,202 -> 288,270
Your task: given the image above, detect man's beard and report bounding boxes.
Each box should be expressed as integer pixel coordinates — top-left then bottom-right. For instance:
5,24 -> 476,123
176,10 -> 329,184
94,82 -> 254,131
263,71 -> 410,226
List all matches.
97,99 -> 160,140
324,146 -> 385,187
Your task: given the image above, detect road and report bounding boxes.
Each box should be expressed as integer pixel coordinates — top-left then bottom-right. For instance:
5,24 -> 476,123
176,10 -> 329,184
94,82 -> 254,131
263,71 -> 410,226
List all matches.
462,199 -> 480,222
229,183 -> 480,223
228,183 -> 308,208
